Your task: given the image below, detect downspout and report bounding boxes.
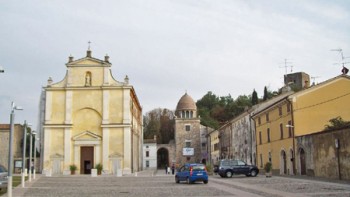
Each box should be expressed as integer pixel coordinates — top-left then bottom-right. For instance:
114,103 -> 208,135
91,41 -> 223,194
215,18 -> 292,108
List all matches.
250,114 -> 257,166
287,97 -> 296,175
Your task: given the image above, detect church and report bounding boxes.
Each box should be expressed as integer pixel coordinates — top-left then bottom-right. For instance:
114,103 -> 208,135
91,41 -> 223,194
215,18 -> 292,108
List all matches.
41,49 -> 142,176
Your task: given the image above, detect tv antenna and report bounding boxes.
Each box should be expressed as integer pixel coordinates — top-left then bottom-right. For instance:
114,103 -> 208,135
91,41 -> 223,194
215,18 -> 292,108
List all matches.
311,76 -> 320,85
279,59 -> 293,74
331,48 -> 350,67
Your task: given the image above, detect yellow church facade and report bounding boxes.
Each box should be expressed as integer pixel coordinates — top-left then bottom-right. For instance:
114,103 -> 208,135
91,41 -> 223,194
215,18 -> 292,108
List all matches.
42,50 -> 142,176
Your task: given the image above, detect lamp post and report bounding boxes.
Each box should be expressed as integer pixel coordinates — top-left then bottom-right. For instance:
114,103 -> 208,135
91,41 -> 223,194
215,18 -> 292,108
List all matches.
21,121 -> 31,188
8,102 -> 23,197
33,137 -> 39,179
29,131 -> 37,182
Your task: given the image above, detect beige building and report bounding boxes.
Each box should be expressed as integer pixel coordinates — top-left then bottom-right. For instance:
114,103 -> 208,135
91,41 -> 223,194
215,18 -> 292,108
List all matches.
41,49 -> 142,176
0,124 -> 24,173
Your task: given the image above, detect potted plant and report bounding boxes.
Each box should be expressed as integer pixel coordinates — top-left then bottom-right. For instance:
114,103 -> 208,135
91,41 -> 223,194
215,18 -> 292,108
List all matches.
96,163 -> 103,175
69,164 -> 77,175
264,162 -> 272,178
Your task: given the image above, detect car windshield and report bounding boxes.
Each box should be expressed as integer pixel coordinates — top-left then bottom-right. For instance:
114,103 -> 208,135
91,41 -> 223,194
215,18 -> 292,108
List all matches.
191,165 -> 205,171
0,165 -> 7,173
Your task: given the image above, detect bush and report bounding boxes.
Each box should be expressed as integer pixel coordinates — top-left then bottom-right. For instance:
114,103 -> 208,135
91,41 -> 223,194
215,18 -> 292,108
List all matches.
264,162 -> 272,173
96,163 -> 103,175
69,164 -> 77,171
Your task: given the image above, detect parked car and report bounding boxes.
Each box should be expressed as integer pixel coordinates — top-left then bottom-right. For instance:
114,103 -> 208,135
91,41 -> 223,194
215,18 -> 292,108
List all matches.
0,164 -> 8,190
217,159 -> 259,178
175,163 -> 208,184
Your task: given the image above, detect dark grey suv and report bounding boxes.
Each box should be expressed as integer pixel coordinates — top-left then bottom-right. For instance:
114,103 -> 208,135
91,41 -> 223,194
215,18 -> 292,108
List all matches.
0,164 -> 8,190
216,159 -> 259,178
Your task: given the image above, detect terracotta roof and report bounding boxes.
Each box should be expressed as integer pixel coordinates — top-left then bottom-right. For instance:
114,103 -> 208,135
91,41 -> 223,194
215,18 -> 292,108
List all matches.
176,93 -> 197,111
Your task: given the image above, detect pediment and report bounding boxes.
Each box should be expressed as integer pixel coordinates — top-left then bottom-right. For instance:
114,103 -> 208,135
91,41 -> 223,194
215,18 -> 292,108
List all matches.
67,57 -> 109,67
73,131 -> 102,141
109,152 -> 123,158
50,153 -> 64,159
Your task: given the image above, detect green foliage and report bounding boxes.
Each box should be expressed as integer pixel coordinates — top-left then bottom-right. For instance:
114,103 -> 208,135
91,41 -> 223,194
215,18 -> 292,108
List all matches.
252,89 -> 258,105
324,117 -> 350,130
95,163 -> 103,172
69,164 -> 77,171
264,162 -> 272,173
197,92 -> 252,129
143,108 -> 175,143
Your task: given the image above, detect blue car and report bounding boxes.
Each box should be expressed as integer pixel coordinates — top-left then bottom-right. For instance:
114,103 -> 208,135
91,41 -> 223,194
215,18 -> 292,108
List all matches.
175,163 -> 208,184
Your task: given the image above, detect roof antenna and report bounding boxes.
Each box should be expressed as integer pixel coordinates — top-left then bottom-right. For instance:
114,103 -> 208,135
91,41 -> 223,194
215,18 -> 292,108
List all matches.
331,48 -> 349,74
279,59 -> 293,74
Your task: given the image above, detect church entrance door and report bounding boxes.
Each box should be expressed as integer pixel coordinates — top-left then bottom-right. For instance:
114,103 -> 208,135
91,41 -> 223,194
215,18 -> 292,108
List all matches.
80,146 -> 94,174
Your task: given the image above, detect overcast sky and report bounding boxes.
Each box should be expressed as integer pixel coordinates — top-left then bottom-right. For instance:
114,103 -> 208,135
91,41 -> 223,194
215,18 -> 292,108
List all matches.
0,0 -> 349,130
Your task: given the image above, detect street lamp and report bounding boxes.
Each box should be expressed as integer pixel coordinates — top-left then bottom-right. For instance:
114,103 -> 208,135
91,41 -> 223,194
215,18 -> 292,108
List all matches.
29,131 -> 37,182
33,137 -> 39,179
8,102 -> 23,197
21,121 -> 31,187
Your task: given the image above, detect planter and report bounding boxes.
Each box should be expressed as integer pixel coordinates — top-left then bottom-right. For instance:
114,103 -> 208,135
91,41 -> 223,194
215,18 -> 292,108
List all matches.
265,172 -> 272,178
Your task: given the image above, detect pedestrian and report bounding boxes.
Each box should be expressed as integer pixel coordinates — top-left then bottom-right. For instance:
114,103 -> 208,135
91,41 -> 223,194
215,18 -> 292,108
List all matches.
168,166 -> 171,174
171,164 -> 175,175
165,164 -> 168,174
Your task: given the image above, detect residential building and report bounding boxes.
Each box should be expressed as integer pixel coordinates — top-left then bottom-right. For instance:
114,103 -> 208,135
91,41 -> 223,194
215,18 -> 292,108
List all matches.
143,136 -> 157,169
252,92 -> 295,175
290,74 -> 350,175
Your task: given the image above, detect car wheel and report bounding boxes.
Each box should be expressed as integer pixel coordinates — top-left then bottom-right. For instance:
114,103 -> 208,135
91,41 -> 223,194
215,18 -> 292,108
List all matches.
175,176 -> 180,183
250,170 -> 258,177
226,171 -> 233,178
203,180 -> 208,184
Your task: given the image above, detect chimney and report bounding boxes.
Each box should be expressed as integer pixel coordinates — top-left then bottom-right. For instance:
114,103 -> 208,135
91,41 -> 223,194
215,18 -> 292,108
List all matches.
86,49 -> 92,57
68,55 -> 74,63
104,54 -> 110,62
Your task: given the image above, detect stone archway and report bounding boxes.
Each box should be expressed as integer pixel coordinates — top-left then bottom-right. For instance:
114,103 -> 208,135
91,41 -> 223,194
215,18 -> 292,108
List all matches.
280,150 -> 287,175
299,148 -> 306,175
157,148 -> 169,169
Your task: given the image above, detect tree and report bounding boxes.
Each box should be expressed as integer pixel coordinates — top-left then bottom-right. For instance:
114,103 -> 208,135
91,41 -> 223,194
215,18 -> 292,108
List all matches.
324,117 -> 350,130
143,108 -> 175,144
263,86 -> 268,101
252,89 -> 258,105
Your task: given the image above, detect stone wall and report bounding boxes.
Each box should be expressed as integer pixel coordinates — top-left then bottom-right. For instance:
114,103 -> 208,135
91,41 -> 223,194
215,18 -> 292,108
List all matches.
297,127 -> 350,180
0,124 -> 24,171
175,118 -> 201,165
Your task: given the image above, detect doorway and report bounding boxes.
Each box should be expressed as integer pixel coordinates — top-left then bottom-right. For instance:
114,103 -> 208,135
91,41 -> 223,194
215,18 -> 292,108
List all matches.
80,146 -> 94,174
157,148 -> 169,168
300,148 -> 306,175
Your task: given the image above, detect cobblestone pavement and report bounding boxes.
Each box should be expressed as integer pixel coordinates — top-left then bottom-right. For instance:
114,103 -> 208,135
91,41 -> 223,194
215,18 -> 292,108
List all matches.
3,171 -> 350,197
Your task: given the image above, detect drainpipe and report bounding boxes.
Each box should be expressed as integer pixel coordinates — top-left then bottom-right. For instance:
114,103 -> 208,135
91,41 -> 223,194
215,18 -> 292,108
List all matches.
249,114 -> 257,166
287,98 -> 296,175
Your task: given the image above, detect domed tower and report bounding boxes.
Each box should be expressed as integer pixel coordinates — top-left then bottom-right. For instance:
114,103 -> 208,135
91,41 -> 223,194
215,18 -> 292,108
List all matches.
174,93 -> 202,165
175,93 -> 197,118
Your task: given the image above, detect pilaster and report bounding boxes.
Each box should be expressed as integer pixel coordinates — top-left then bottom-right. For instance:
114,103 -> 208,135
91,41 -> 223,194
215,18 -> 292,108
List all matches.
102,90 -> 109,124
123,127 -> 131,174
102,128 -> 109,171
